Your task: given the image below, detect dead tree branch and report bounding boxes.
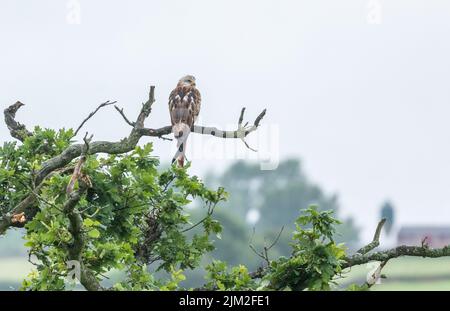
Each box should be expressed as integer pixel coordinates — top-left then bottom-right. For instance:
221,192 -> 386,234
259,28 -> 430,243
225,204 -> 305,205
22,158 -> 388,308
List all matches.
114,105 -> 136,127
73,101 -> 117,137
249,226 -> 285,267
343,245 -> 450,268
4,101 -> 32,142
192,108 -> 266,140
136,108 -> 266,144
365,260 -> 387,288
356,218 -> 386,255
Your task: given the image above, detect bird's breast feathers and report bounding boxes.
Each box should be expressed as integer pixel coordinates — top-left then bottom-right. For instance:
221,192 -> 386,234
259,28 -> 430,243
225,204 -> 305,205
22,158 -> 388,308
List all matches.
169,85 -> 201,126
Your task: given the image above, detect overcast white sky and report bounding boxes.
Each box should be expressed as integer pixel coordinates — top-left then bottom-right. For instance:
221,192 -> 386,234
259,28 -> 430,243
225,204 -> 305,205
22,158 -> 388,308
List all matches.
1,0 -> 450,242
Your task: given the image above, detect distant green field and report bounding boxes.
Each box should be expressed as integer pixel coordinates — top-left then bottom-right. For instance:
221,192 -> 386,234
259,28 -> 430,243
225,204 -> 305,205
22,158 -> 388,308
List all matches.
336,256 -> 450,290
2,256 -> 450,290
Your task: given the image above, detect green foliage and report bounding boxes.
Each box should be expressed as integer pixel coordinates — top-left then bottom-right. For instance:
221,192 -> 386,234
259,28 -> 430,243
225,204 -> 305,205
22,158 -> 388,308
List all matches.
198,207 -> 347,291
1,126 -> 353,291
203,260 -> 255,290
266,206 -> 346,291
0,127 -> 74,216
1,126 -> 228,290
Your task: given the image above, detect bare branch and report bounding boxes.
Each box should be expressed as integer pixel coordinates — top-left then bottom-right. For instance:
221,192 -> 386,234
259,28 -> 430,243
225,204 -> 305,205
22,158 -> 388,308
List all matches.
249,244 -> 268,265
249,226 -> 284,267
241,139 -> 257,152
135,86 -> 155,128
4,101 -> 32,142
138,126 -> 173,140
254,108 -> 267,127
357,218 -> 386,255
266,226 -> 285,251
192,108 -> 266,139
343,245 -> 450,268
365,260 -> 387,288
181,202 -> 218,233
114,105 -> 136,127
238,107 -> 245,126
248,227 -> 269,265
73,101 -> 116,137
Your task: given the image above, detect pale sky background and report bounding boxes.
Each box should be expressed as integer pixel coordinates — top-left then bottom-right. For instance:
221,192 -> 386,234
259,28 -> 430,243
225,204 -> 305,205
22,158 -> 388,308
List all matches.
1,0 -> 450,242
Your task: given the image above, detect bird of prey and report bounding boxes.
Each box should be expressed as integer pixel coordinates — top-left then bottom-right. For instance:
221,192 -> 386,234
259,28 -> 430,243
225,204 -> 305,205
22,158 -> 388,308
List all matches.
168,75 -> 201,167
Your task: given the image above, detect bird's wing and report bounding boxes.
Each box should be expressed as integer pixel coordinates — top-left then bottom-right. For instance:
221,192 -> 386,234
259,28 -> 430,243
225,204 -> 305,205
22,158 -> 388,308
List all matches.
168,88 -> 180,126
192,88 -> 201,122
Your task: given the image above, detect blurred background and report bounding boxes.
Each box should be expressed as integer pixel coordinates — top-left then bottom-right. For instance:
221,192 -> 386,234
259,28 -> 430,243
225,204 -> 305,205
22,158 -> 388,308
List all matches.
1,0 -> 450,290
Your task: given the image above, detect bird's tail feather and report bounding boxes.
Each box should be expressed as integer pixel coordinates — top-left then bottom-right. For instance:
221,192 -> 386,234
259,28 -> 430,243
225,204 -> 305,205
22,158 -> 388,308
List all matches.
172,125 -> 190,167
178,155 -> 185,167
176,139 -> 186,167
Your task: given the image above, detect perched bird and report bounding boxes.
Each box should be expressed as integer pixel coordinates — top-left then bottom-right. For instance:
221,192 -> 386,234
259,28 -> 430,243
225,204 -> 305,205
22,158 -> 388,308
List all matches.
168,75 -> 201,167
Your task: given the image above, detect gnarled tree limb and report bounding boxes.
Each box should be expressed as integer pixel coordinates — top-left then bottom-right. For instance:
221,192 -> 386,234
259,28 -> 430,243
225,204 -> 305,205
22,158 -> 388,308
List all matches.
4,101 -> 32,142
64,134 -> 103,291
343,244 -> 450,268
356,218 -> 386,255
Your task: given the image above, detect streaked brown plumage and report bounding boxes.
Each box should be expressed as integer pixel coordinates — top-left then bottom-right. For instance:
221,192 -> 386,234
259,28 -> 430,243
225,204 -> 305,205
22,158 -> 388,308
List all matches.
169,75 -> 201,166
